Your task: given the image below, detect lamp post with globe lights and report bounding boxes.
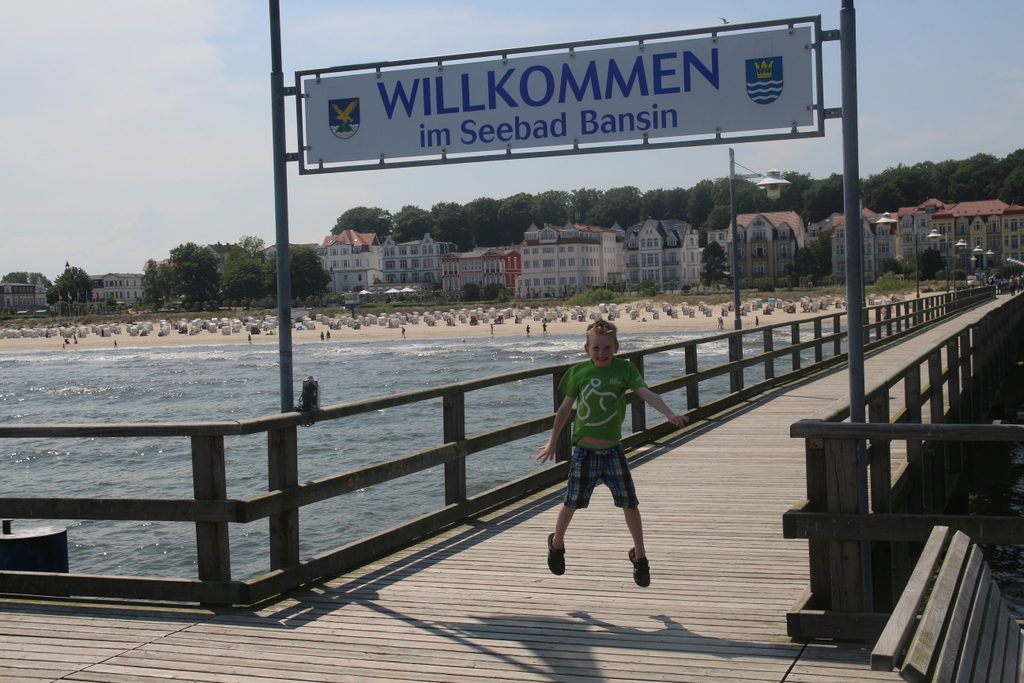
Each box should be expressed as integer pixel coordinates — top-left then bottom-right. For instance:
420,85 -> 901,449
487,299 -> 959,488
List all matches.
727,148 -> 790,330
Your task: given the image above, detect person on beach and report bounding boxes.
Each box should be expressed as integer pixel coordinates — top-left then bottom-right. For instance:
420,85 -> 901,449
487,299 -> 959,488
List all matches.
536,319 -> 689,586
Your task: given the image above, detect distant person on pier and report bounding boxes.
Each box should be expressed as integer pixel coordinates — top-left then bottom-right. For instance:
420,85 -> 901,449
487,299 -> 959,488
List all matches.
536,319 -> 688,587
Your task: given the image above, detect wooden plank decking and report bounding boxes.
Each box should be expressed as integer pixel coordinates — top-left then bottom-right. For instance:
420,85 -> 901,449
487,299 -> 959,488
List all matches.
0,297 -> 1010,682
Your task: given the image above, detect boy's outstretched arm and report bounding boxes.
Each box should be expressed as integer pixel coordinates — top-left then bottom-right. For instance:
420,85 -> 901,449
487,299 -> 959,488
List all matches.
635,387 -> 689,428
537,395 -> 575,462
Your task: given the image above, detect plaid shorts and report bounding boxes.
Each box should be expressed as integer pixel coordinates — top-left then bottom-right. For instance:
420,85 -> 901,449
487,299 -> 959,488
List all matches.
564,443 -> 639,509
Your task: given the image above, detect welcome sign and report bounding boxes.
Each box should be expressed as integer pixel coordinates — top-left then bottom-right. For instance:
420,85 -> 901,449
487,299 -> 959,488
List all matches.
300,25 -> 815,169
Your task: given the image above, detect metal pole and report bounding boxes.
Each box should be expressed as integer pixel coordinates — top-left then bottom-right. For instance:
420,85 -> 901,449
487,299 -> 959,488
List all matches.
913,221 -> 920,298
729,148 -> 742,330
269,0 -> 294,412
840,0 -> 872,610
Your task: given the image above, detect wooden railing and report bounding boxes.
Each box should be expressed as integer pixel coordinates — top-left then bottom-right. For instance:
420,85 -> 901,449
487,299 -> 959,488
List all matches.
784,289 -> 1024,642
0,288 -> 993,605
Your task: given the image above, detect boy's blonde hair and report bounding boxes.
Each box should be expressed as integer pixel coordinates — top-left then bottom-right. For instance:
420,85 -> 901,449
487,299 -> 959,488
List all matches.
586,318 -> 618,340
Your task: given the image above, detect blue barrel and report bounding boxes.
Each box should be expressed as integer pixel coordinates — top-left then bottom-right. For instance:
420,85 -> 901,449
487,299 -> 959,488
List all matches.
0,520 -> 69,572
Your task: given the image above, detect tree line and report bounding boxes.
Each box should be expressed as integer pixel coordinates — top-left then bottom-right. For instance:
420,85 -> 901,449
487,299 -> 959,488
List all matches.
4,149 -> 1021,310
334,149 -> 1024,251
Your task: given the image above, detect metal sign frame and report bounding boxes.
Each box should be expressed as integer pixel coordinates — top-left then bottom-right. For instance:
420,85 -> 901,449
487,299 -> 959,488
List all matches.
293,16 -> 825,175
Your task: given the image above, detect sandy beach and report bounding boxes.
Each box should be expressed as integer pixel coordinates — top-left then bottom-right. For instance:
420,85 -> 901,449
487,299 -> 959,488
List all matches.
0,296 -> 860,353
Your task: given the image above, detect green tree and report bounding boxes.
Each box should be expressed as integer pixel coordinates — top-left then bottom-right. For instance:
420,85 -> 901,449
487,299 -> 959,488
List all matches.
288,247 -> 330,300
2,271 -> 51,286
168,242 -> 220,309
497,193 -> 535,244
801,174 -> 844,222
530,190 -> 571,225
996,149 -> 1024,203
431,202 -> 471,249
569,188 -> 603,223
463,197 -> 501,246
701,240 -> 729,286
141,259 -> 174,309
687,179 -> 716,229
234,235 -> 267,258
585,185 -> 642,227
793,230 -> 833,283
220,243 -> 269,304
392,205 -> 433,242
920,247 -> 943,280
47,265 -> 92,305
481,283 -> 509,301
947,153 -> 1001,201
332,206 -> 393,235
460,282 -> 481,301
704,204 -> 732,232
641,188 -> 689,221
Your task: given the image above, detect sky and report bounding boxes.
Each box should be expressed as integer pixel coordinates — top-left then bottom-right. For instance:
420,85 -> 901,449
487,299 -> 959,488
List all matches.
2,0 -> 1023,280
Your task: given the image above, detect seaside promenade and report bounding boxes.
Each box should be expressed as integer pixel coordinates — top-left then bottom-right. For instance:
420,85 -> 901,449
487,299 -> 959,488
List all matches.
0,295 -> 1013,682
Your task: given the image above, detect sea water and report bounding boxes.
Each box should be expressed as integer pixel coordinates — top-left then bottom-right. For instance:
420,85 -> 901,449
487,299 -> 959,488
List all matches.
0,328 -> 744,581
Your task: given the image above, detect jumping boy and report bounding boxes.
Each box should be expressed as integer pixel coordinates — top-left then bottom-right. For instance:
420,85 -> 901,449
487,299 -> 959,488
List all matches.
537,319 -> 688,586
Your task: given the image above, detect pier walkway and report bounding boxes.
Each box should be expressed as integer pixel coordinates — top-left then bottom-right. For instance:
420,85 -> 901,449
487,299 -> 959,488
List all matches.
0,296 -> 1012,682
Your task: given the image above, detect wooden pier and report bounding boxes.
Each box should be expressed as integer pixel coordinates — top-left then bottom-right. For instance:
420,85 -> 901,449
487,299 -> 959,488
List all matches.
1,293 -> 1019,682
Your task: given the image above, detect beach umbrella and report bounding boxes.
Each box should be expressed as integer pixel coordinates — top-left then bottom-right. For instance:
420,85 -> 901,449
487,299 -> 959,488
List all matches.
385,288 -> 401,294
400,287 -> 416,292
357,290 -> 373,295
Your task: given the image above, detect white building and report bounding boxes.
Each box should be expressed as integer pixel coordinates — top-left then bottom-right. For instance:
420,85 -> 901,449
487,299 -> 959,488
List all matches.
318,230 -> 383,292
516,222 -> 624,297
90,273 -> 144,306
896,198 -> 948,261
441,247 -> 522,293
381,233 -> 456,286
0,281 -> 46,312
829,208 -> 899,284
710,211 -> 806,285
623,219 -> 702,287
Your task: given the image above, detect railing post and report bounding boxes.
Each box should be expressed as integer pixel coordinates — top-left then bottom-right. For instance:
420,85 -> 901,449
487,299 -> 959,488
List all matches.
191,435 -> 231,590
791,322 -> 801,371
443,391 -> 466,505
903,364 -> 928,512
268,426 -> 299,570
729,333 -> 743,393
833,314 -> 842,357
763,327 -> 774,380
813,318 -> 823,363
867,393 -> 895,610
630,355 -> 647,433
684,344 -> 699,410
867,395 -> 891,514
804,436 -> 831,605
825,436 -> 865,612
947,337 -> 962,422
552,371 -> 572,463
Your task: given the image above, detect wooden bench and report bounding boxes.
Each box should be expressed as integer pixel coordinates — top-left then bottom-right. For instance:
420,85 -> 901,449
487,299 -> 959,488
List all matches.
871,525 -> 1024,682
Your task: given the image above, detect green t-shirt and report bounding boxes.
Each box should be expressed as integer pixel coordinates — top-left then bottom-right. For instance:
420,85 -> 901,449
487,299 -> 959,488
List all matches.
558,358 -> 647,444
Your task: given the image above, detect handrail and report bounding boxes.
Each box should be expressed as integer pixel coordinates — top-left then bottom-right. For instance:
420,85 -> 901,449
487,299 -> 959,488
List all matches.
783,288 -> 1023,641
0,288 -> 994,605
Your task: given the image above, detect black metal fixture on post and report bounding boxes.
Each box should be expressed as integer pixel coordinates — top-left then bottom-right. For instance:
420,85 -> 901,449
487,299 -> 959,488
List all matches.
728,148 -> 790,330
875,211 -> 900,285
926,226 -> 944,293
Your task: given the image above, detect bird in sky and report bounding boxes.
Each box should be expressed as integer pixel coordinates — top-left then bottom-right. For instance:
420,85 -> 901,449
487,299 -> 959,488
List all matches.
718,17 -> 729,24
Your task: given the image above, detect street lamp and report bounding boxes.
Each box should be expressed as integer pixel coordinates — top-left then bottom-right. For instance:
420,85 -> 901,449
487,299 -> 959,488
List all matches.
952,238 -> 966,289
875,211 -> 901,289
728,148 -> 790,330
926,227 -> 944,291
